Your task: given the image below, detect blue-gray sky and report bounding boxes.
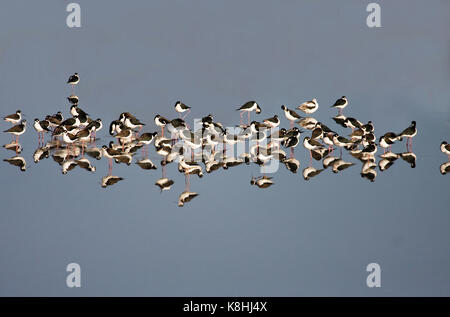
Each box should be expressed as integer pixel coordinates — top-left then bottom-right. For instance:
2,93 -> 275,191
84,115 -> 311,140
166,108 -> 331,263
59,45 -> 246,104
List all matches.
0,0 -> 449,296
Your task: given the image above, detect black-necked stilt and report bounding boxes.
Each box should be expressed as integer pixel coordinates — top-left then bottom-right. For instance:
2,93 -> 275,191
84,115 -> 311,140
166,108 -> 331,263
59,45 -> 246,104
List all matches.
75,128 -> 92,155
70,105 -> 88,117
46,112 -> 64,128
297,116 -> 318,130
332,115 -> 347,128
137,132 -> 157,157
303,136 -> 321,163
349,128 -> 364,142
263,115 -> 280,128
3,155 -> 26,171
120,113 -> 145,136
362,121 -> 374,134
85,118 -> 102,141
332,133 -> 353,154
397,121 -> 417,151
379,132 -> 397,153
362,143 -> 377,156
297,98 -> 319,114
33,118 -> 51,144
174,101 -> 191,119
154,115 -> 171,136
60,116 -> 81,128
4,120 -> 27,145
441,141 -> 450,159
311,124 -> 323,140
115,129 -> 134,151
281,105 -> 301,128
67,73 -> 80,92
237,101 -> 261,125
62,130 -> 78,150
331,96 -> 348,115
101,145 -> 121,173
343,117 -> 363,132
3,110 -> 22,125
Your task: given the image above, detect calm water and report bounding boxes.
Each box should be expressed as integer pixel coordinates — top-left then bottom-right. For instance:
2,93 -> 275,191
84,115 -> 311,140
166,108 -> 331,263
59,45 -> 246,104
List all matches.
0,0 -> 449,296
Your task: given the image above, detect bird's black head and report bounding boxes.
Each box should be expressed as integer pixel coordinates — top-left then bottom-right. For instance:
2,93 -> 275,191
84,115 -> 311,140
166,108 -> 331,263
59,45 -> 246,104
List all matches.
442,141 -> 448,145
411,120 -> 416,126
17,110 -> 22,114
281,105 -> 286,110
34,118 -> 39,122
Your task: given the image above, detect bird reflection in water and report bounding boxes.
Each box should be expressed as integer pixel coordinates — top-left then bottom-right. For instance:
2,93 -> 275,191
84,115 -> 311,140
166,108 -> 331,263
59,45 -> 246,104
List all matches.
3,75 -> 442,207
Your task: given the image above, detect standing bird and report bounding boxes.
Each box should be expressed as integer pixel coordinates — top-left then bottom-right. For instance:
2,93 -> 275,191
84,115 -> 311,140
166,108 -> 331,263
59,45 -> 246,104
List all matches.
237,101 -> 261,125
33,118 -> 51,144
85,118 -> 103,141
67,73 -> 80,92
281,105 -> 301,128
263,115 -> 280,128
4,110 -> 22,125
174,101 -> 191,119
154,115 -> 171,137
120,113 -> 145,136
297,98 -> 319,114
397,121 -> 417,151
440,141 -> 450,159
331,96 -> 348,115
379,132 -> 397,153
137,132 -> 158,157
303,136 -> 322,164
4,120 -> 27,145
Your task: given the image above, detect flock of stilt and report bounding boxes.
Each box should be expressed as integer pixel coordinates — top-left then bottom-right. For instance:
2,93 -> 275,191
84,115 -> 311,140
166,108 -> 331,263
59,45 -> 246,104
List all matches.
2,73 -> 449,206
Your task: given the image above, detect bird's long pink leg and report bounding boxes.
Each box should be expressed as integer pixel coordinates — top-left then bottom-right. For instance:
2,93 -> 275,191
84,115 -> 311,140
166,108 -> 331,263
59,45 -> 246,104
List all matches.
290,121 -> 293,129
247,112 -> 250,125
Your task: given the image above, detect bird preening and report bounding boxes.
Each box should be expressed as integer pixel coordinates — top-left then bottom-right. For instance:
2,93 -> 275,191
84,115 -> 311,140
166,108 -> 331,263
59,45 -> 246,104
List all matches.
3,74 -> 440,206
